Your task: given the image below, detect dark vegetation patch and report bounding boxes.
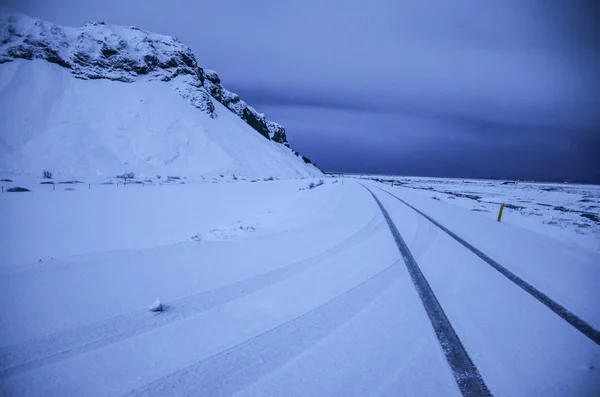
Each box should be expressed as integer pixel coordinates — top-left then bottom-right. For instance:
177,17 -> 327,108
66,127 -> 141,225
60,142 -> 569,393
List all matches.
504,204 -> 525,210
581,213 -> 600,223
441,191 -> 481,201
58,180 -> 84,184
554,206 -> 575,213
7,186 -> 29,192
0,178 -> 13,182
40,181 -> 55,185
373,178 -> 404,186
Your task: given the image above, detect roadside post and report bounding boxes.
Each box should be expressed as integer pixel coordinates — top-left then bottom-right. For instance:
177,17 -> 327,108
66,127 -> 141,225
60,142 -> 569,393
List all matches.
497,203 -> 505,222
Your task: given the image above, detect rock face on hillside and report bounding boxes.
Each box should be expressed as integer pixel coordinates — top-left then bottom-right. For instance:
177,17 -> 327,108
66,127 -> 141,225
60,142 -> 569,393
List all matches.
0,9 -> 289,144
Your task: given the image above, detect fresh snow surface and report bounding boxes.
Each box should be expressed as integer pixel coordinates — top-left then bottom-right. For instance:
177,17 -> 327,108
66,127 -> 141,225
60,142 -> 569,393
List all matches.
0,59 -> 318,180
1,177 -> 599,396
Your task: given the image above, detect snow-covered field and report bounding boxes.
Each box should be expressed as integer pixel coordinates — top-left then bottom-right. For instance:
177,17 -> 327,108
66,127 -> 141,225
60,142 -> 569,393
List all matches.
350,175 -> 600,252
1,176 -> 599,396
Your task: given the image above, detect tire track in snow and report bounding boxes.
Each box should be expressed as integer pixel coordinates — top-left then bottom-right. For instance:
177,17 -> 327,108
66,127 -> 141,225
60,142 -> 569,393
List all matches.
378,186 -> 600,347
124,260 -> 402,397
363,185 -> 492,397
0,214 -> 383,379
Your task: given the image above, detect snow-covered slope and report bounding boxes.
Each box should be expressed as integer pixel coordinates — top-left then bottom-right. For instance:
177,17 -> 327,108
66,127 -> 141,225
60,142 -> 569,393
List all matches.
0,10 -> 317,179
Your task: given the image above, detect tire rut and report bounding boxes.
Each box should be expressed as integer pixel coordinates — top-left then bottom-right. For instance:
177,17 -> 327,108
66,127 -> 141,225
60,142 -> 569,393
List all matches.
363,185 -> 492,397
377,185 -> 600,346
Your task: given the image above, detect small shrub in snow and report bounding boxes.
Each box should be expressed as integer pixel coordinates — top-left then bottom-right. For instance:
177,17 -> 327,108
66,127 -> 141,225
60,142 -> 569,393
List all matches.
58,180 -> 84,184
43,170 -> 53,179
167,176 -> 180,180
7,186 -> 30,192
156,175 -> 162,180
307,179 -> 324,190
264,176 -> 275,181
116,172 -> 135,180
149,299 -> 163,312
302,156 -> 312,164
0,178 -> 13,182
232,174 -> 238,180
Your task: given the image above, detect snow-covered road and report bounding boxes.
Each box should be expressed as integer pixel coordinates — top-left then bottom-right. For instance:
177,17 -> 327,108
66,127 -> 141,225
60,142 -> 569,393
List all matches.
1,179 -> 599,396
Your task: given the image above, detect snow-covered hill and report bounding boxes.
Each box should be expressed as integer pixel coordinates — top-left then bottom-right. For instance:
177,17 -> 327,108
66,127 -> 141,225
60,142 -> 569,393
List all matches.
0,10 -> 319,179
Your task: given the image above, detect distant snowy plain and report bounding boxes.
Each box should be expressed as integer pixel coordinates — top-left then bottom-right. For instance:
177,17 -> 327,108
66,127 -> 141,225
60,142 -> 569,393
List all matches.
1,175 -> 599,396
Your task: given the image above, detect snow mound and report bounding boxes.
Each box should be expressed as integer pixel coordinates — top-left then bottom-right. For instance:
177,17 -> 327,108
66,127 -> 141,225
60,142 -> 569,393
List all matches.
148,299 -> 163,312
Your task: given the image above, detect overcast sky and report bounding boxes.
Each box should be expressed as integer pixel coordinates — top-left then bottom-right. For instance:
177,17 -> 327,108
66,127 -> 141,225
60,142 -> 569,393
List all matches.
5,0 -> 600,182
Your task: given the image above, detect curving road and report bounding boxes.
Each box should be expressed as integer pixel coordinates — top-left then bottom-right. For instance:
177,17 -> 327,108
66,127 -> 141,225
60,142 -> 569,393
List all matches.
1,180 -> 599,397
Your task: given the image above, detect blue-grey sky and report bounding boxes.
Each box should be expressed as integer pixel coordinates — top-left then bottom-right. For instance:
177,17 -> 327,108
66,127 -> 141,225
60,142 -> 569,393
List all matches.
5,0 -> 600,182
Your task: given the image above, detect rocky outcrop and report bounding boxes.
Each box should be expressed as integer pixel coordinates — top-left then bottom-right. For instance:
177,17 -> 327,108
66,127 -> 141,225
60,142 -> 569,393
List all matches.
203,70 -> 288,143
0,10 -> 289,145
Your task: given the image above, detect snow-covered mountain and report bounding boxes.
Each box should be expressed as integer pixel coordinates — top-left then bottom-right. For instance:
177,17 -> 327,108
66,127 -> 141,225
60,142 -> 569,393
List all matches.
0,9 -> 319,179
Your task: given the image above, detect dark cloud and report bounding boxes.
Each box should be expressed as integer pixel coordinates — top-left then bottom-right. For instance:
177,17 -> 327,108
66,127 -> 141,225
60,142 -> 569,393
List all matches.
5,0 -> 600,182
260,105 -> 600,183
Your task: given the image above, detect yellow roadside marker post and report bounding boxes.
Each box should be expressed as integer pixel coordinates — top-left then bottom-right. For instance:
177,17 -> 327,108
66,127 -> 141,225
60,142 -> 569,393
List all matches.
497,203 -> 505,222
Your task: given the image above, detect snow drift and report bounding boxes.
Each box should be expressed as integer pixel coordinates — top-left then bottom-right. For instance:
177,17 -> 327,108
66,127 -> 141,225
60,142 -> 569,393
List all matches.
0,10 -> 319,179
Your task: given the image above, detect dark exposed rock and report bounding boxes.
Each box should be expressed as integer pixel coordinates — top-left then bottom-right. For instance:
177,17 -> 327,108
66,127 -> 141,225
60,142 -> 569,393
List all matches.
241,108 -> 271,139
101,45 -> 118,58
